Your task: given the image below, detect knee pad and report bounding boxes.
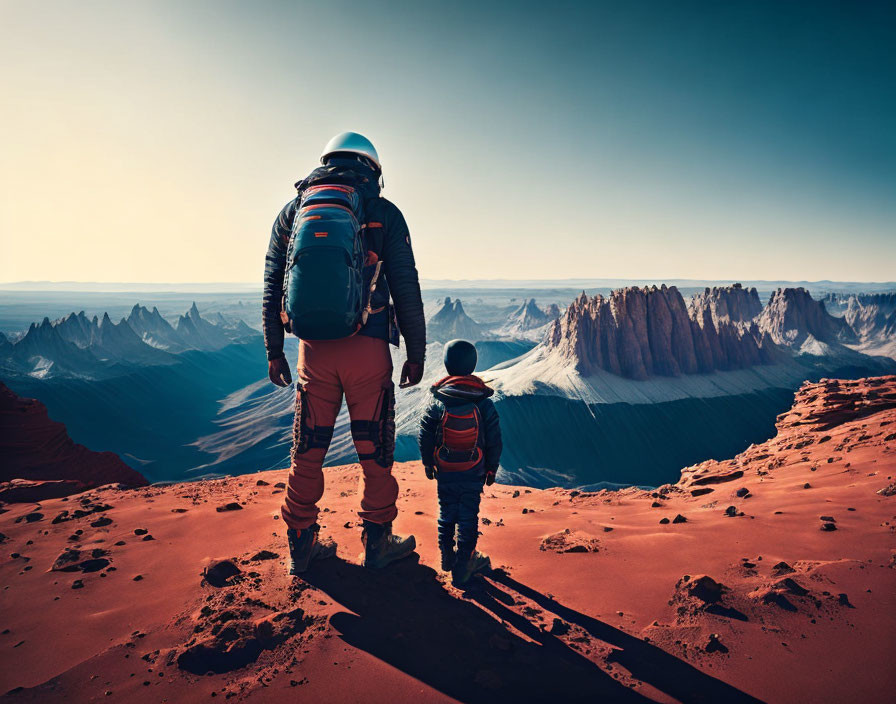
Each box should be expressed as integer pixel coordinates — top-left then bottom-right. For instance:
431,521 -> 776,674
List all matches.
291,385 -> 334,460
350,383 -> 395,469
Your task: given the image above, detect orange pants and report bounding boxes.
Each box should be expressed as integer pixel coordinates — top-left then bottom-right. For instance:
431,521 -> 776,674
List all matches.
281,335 -> 398,530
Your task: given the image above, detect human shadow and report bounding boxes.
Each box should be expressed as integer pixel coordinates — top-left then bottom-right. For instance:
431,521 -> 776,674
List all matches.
301,555 -> 649,703
483,571 -> 764,704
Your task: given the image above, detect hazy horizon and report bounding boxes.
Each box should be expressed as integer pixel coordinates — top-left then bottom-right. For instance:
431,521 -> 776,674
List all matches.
2,1 -> 894,284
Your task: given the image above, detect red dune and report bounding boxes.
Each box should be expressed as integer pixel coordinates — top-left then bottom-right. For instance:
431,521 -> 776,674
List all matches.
1,376 -> 894,702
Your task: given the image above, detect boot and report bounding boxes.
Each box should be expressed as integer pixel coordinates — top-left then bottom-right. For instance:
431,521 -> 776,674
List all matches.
287,524 -> 336,575
440,547 -> 457,572
452,550 -> 491,586
360,520 -> 416,569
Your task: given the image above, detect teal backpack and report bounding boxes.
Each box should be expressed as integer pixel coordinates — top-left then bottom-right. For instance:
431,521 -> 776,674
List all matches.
281,184 -> 381,340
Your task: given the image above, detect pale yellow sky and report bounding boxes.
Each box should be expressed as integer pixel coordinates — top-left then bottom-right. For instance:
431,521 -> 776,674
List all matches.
2,1 -> 894,284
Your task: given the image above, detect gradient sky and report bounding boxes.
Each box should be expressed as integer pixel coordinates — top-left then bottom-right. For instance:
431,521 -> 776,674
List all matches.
1,0 -> 894,284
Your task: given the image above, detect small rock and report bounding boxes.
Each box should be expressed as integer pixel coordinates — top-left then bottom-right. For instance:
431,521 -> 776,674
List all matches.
274,482 -> 286,489
659,517 -> 670,524
133,575 -> 144,582
216,503 -> 243,513
672,514 -> 687,524
803,483 -> 811,489
255,480 -> 270,487
512,490 -> 520,498
772,561 -> 794,575
837,593 -> 855,608
735,487 -> 750,498
203,559 -> 241,588
820,522 -> 837,532
142,534 -> 155,541
724,506 -> 738,517
90,516 -> 113,528
705,633 -> 728,654
71,579 -> 84,589
819,515 -> 835,523
249,550 -> 279,561
651,501 -> 662,508
134,528 -> 148,536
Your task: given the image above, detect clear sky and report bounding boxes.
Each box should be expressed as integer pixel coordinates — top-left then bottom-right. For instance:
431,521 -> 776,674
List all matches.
1,0 -> 894,284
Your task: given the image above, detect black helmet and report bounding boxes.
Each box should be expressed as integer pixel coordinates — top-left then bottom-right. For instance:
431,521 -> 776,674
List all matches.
443,339 -> 477,376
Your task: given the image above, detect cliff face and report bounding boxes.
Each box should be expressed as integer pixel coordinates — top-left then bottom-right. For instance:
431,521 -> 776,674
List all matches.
547,285 -> 777,380
689,284 -> 762,327
0,382 -> 147,495
757,288 -> 857,348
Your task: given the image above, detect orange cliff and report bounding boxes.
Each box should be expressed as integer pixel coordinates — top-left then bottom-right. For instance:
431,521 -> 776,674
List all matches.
0,382 -> 147,502
0,377 -> 894,703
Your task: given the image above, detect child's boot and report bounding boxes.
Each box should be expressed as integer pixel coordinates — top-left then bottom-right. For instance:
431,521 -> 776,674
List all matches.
440,547 -> 456,572
452,550 -> 491,586
287,524 -> 336,575
360,520 -> 416,569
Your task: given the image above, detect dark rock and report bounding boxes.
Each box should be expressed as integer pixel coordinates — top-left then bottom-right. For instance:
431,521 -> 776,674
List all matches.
724,506 -> 738,517
216,503 -> 243,513
16,512 -> 43,523
819,515 -> 835,523
672,514 -> 687,524
203,559 -> 241,588
134,528 -> 148,536
762,591 -> 797,611
71,579 -> 84,589
690,487 -> 714,497
255,479 -> 270,486
52,549 -> 84,572
659,517 -> 670,524
90,516 -> 113,527
705,633 -> 729,653
274,482 -> 286,489
549,618 -> 570,636
772,561 -> 794,575
777,578 -> 809,597
142,534 -> 155,541
820,522 -> 837,532
78,558 -> 110,573
735,487 -> 750,497
249,550 -> 279,561
837,593 -> 855,608
684,575 -> 725,604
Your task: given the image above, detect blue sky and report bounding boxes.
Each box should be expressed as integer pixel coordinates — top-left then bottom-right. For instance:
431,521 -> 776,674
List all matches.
1,0 -> 894,283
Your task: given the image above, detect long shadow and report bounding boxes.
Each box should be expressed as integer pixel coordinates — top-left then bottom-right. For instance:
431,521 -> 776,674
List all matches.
301,556 -> 649,703
487,571 -> 765,704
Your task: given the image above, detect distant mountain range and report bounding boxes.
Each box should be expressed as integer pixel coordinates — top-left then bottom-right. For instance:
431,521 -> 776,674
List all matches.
0,303 -> 258,380
2,284 -> 894,490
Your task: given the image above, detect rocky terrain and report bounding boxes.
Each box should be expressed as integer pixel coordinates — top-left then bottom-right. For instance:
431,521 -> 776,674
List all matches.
0,382 -> 147,502
427,298 -> 487,342
546,285 -> 778,379
1,376 -> 894,703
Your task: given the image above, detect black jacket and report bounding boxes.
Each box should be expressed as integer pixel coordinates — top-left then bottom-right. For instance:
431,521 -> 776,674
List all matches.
262,159 -> 426,363
418,375 -> 503,482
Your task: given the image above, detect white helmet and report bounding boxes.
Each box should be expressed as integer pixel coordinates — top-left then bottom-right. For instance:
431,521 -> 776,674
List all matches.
320,132 -> 380,170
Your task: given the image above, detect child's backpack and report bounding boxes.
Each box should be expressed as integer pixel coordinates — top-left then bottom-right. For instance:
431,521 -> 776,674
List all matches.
281,184 -> 381,340
435,402 -> 483,472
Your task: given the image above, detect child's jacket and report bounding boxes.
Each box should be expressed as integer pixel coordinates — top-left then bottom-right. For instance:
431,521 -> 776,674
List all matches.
418,375 -> 502,482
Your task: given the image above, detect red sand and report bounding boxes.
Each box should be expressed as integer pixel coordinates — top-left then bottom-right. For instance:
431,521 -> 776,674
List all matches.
1,376 -> 894,703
